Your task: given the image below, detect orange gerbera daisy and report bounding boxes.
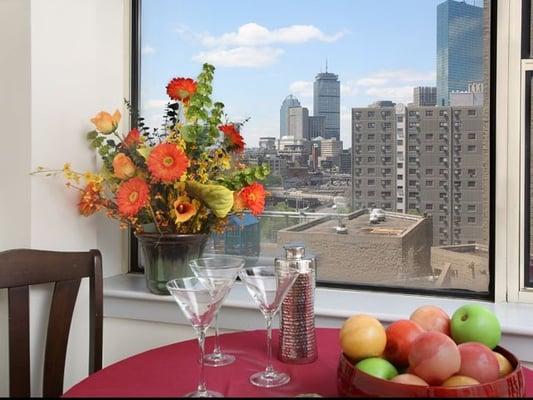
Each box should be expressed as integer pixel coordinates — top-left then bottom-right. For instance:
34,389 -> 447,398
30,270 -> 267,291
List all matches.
219,124 -> 245,153
78,182 -> 103,216
124,128 -> 141,147
236,182 -> 266,216
173,196 -> 198,223
147,143 -> 189,183
166,77 -> 197,104
116,177 -> 150,217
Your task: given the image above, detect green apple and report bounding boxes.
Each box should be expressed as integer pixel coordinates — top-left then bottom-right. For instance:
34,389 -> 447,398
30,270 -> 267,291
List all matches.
356,357 -> 398,380
451,304 -> 501,349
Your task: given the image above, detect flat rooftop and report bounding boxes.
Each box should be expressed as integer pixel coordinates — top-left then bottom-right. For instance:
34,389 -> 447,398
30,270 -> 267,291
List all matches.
434,244 -> 489,259
282,211 -> 425,238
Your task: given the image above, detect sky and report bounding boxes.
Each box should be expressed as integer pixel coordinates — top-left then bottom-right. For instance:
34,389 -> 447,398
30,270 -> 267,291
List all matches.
139,0 -> 476,147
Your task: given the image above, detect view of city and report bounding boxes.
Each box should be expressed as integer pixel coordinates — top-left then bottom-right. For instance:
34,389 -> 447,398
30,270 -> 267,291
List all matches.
140,0 -> 491,293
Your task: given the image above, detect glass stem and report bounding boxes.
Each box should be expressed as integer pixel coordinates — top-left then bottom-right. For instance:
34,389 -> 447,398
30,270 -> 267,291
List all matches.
213,314 -> 222,356
265,314 -> 274,374
196,327 -> 208,395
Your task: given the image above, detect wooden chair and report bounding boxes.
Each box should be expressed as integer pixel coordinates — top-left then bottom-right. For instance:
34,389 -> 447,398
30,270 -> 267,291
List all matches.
0,249 -> 103,397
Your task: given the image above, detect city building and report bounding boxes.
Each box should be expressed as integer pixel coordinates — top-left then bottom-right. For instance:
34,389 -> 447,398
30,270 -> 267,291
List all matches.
436,0 -> 483,106
277,210 -> 433,286
352,103 -> 397,211
279,94 -> 301,138
340,149 -> 352,174
413,86 -> 437,106
450,81 -> 484,106
314,69 -> 340,139
277,136 -> 311,167
287,106 -> 309,140
259,137 -> 277,152
308,115 -> 326,139
395,103 -> 407,213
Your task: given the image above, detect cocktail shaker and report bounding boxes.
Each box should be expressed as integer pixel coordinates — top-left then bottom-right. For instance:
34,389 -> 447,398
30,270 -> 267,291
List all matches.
275,243 -> 317,364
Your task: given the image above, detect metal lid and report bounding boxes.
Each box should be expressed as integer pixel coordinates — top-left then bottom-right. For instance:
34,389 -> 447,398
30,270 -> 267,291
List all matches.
284,243 -> 306,259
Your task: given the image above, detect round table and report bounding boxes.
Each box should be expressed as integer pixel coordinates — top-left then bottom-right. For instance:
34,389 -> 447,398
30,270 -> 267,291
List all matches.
64,328 -> 533,398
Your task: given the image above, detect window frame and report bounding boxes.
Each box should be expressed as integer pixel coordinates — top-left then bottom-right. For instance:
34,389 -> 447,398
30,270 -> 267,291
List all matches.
127,0 -> 514,302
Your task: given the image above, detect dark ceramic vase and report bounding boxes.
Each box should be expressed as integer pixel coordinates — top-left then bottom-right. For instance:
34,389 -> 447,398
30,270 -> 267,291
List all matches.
136,233 -> 209,295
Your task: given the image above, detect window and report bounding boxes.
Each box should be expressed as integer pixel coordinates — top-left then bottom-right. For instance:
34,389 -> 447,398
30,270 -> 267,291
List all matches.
467,181 -> 476,188
136,0 -> 495,297
426,203 -> 433,210
467,204 -> 476,212
409,180 -> 417,187
468,217 -> 476,224
368,191 -> 375,197
468,145 -> 476,151
468,168 -> 476,177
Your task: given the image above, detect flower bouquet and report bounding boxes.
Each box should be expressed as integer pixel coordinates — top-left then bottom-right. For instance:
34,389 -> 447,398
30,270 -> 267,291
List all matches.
34,63 -> 270,294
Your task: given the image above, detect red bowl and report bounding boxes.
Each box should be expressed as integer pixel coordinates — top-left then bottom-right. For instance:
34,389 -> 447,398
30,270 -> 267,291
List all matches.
337,346 -> 525,397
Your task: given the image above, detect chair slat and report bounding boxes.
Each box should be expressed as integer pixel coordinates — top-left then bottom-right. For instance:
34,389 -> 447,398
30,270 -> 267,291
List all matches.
8,286 -> 30,398
89,250 -> 103,373
42,278 -> 82,397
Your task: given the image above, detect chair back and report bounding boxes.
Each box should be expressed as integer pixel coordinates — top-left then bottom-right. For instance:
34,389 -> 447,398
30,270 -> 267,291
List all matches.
0,249 -> 103,397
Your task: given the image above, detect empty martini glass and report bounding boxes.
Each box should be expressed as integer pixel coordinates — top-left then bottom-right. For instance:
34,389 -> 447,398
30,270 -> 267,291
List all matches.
189,256 -> 245,367
167,276 -> 234,397
238,265 -> 300,388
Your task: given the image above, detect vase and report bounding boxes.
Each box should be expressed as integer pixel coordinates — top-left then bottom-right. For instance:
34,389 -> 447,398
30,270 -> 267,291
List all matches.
136,233 -> 209,295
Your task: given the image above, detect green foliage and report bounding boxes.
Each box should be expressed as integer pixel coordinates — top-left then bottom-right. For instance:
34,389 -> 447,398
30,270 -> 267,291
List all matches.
222,163 -> 271,191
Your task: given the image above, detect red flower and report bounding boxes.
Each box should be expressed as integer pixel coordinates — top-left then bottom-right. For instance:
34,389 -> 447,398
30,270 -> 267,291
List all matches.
166,78 -> 197,104
78,182 -> 103,217
236,183 -> 266,216
147,143 -> 189,183
124,128 -> 141,147
116,177 -> 150,217
219,124 -> 245,153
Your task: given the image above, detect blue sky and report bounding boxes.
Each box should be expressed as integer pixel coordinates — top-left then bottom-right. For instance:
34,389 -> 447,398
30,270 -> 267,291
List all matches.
140,0 -> 471,147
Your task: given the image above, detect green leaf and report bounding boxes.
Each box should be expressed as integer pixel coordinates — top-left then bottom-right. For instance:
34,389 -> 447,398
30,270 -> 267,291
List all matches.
181,125 -> 197,142
86,130 -> 98,141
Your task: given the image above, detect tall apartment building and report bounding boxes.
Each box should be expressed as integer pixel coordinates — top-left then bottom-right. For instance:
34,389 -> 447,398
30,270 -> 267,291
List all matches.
352,104 -> 484,246
314,70 -> 340,140
352,104 -> 397,211
279,95 -> 301,138
287,106 -> 309,140
413,87 -> 437,106
436,0 -> 483,106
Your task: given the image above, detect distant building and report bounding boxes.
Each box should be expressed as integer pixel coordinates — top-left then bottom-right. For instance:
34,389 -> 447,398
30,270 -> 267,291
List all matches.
277,136 -> 310,167
371,100 -> 396,108
277,210 -> 433,286
413,87 -> 437,106
308,115 -> 326,140
314,69 -> 340,140
340,149 -> 352,174
259,137 -> 277,152
280,95 -> 301,138
450,81 -> 484,106
437,0 -> 483,105
288,106 -> 309,140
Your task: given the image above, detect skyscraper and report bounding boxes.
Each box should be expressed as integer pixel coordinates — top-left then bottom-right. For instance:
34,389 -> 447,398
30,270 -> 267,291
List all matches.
436,0 -> 483,106
308,115 -> 326,139
413,87 -> 437,106
280,95 -> 301,138
313,68 -> 340,140
287,106 -> 309,140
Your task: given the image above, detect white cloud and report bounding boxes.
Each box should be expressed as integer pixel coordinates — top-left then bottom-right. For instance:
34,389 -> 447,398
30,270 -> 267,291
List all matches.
141,45 -> 156,55
192,46 -> 283,68
144,99 -> 169,109
289,80 -> 314,98
356,70 -> 436,86
365,86 -> 415,104
341,81 -> 359,97
201,23 -> 346,47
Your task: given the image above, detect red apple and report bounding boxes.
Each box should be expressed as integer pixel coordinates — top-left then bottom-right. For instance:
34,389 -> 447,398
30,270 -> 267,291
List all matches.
408,331 -> 461,385
410,305 -> 451,336
390,373 -> 429,386
384,319 -> 425,368
457,342 -> 500,383
493,351 -> 514,377
442,375 -> 480,387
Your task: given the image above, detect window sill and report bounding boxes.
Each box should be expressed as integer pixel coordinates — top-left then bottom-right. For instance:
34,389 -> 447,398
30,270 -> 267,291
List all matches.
104,274 -> 533,362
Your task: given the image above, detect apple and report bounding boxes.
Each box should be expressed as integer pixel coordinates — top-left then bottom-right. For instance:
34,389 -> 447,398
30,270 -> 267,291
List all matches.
390,373 -> 429,386
340,314 -> 386,360
410,305 -> 451,336
457,342 -> 500,383
493,351 -> 514,377
451,304 -> 501,349
384,319 -> 425,368
408,331 -> 461,385
442,375 -> 480,387
356,357 -> 398,380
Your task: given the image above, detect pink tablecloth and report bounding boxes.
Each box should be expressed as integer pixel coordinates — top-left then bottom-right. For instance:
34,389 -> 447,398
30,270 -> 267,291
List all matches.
63,328 -> 533,398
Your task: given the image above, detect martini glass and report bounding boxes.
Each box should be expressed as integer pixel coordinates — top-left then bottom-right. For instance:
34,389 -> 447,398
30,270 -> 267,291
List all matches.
167,276 -> 234,397
238,265 -> 299,388
189,256 -> 245,367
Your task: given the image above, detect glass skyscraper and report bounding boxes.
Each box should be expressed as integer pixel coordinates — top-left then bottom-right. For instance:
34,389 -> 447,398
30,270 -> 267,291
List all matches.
279,94 -> 301,138
436,0 -> 483,106
313,71 -> 340,140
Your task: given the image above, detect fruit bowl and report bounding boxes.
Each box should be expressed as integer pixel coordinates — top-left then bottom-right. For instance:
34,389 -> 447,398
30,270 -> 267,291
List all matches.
337,346 -> 525,397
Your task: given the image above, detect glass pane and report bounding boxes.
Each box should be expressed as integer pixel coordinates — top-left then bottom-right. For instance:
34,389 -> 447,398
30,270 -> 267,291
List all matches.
527,72 -> 533,288
138,0 -> 492,295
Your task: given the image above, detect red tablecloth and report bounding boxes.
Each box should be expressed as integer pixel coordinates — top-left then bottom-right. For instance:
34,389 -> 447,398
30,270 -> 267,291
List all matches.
63,328 -> 533,398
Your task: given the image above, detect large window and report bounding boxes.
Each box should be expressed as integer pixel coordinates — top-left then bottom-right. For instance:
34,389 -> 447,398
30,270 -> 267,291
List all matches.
132,0 -> 495,298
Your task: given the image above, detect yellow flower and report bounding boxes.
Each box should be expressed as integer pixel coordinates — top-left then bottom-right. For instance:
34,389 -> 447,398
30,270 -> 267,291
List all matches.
112,153 -> 136,180
90,110 -> 121,134
83,172 -> 104,185
173,196 -> 198,223
62,163 -> 80,183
